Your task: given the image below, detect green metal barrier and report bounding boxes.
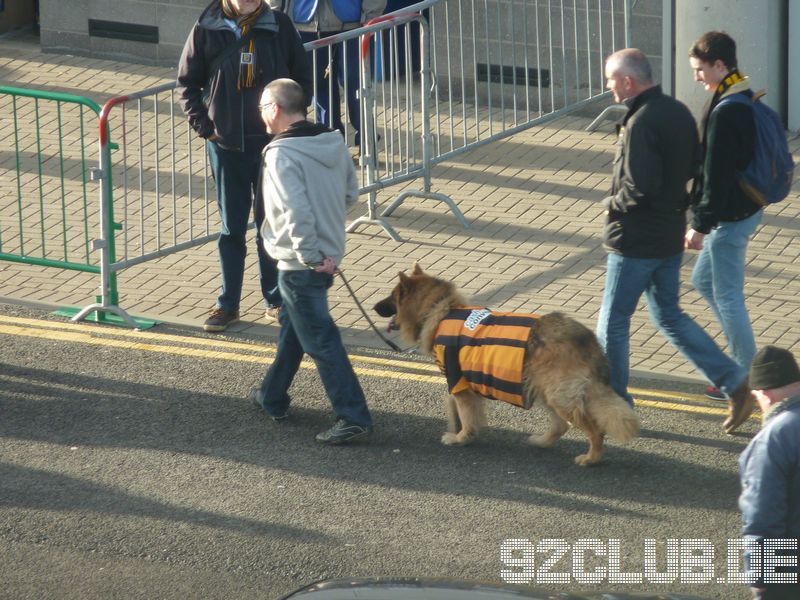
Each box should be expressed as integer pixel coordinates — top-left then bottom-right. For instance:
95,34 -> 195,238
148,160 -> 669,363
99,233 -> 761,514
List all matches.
0,85 -> 155,328
0,86 -> 101,268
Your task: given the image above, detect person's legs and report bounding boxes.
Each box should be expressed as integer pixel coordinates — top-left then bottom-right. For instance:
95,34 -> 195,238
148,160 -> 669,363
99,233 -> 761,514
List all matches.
697,211 -> 763,370
691,239 -> 729,397
690,236 -> 718,316
596,253 -> 655,405
255,304 -> 304,418
303,31 -> 344,135
646,252 -> 747,394
249,153 -> 280,309
207,141 -> 251,312
279,269 -> 372,428
341,36 -> 361,145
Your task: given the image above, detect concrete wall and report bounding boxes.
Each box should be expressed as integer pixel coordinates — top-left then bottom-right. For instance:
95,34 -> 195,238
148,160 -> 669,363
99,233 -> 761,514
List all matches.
674,0 -> 788,122
37,0 -> 664,84
789,0 -> 800,130
38,0 -> 207,67
425,0 -> 663,110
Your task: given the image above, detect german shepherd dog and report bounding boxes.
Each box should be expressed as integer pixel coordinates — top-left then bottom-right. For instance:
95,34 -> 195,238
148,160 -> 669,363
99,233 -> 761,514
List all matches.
374,264 -> 639,466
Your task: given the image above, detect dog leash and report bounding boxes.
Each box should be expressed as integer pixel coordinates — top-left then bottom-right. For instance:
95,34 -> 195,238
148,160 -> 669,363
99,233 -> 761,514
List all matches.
336,269 -> 411,354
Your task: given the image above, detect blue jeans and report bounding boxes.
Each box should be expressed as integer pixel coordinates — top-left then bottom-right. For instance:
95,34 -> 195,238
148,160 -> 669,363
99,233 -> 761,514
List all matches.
691,210 -> 763,371
255,269 -> 372,428
207,141 -> 280,311
596,252 -> 746,404
302,32 -> 361,144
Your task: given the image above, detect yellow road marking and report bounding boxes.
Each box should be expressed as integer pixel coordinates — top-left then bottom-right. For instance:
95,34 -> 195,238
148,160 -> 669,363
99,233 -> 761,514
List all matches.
0,316 -> 757,420
0,322 -> 443,384
0,314 -> 439,372
634,397 -> 727,416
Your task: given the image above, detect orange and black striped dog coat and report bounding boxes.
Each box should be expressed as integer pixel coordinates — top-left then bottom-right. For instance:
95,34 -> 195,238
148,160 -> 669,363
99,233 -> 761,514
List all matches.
433,307 -> 539,408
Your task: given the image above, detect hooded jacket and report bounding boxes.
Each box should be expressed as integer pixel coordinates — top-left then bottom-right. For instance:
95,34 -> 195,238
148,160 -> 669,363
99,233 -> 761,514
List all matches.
268,0 -> 387,32
738,395 -> 800,592
260,121 -> 358,270
689,77 -> 758,233
176,0 -> 312,153
602,85 -> 699,258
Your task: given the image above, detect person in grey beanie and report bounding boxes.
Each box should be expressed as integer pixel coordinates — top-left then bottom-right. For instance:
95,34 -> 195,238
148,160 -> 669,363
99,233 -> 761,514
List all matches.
738,345 -> 800,599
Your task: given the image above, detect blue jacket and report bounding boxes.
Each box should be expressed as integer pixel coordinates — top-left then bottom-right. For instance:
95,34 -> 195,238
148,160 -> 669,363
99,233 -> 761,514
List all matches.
738,395 -> 800,591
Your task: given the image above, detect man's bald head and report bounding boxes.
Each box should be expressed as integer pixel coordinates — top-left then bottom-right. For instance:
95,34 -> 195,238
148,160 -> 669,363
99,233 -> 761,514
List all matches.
605,48 -> 654,103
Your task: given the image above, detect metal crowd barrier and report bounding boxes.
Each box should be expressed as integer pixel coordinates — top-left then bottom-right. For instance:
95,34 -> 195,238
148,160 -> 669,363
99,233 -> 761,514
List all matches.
0,0 -> 631,327
316,0 -> 632,235
306,8 -> 469,241
0,87 -> 132,322
0,87 -> 101,274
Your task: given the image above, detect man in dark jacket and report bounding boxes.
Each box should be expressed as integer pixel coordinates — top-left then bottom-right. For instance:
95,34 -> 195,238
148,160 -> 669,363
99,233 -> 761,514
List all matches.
739,345 -> 800,599
595,48 -> 754,433
686,31 -> 761,398
177,0 -> 312,332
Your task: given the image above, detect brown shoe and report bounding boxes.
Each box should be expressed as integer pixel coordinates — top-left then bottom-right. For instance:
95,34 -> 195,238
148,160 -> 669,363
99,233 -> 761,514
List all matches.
723,382 -> 756,434
203,307 -> 239,332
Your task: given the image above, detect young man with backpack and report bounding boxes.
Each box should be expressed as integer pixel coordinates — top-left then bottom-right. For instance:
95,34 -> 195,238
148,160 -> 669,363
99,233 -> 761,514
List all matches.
686,31 -> 765,399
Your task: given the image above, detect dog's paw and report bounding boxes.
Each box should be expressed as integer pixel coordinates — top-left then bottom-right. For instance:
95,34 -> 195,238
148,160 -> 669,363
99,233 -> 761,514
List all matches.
441,431 -> 470,446
574,453 -> 601,467
441,432 -> 460,445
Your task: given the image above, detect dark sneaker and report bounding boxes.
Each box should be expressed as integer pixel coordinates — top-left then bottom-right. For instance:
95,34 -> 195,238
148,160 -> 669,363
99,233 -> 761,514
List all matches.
704,386 -> 727,401
203,307 -> 239,332
248,388 -> 288,422
264,306 -> 281,325
315,419 -> 371,445
723,382 -> 756,434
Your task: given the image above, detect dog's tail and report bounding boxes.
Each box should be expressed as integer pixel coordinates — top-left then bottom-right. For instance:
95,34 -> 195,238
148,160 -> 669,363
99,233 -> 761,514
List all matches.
581,385 -> 640,442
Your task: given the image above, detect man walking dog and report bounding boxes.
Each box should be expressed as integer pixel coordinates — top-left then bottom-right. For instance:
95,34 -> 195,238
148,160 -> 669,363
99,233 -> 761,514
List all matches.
249,78 -> 372,444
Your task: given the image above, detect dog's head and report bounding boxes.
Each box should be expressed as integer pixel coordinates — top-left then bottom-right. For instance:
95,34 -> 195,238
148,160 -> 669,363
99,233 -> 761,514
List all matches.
374,263 -> 458,345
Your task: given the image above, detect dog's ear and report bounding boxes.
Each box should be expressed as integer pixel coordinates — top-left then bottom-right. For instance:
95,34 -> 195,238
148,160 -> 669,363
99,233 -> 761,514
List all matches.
411,262 -> 423,276
399,271 -> 412,287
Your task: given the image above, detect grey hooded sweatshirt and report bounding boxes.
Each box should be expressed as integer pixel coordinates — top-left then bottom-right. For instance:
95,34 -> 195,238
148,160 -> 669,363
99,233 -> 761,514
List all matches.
260,121 -> 359,270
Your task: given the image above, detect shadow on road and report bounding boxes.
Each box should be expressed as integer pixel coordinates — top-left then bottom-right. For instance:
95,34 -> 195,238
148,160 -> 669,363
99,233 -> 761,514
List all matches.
1,361 -> 745,522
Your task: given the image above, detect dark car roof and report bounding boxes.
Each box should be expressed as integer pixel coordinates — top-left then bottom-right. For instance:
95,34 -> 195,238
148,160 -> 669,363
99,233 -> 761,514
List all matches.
280,577 -> 711,600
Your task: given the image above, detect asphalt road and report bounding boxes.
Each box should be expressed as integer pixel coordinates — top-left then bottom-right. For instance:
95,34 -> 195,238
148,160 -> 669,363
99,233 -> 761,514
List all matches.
0,303 -> 760,600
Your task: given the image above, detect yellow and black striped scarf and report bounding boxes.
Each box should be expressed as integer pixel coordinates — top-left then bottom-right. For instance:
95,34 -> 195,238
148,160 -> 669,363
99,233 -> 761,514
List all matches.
220,0 -> 267,90
714,68 -> 745,100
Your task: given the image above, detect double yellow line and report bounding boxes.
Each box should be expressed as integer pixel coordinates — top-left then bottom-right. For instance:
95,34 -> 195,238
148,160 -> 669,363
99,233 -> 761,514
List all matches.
0,314 -> 441,383
0,314 -> 753,420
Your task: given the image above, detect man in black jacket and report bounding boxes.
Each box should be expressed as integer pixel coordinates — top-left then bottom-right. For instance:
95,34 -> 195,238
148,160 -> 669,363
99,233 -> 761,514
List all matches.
595,48 -> 755,433
177,0 -> 312,332
686,31 -> 761,398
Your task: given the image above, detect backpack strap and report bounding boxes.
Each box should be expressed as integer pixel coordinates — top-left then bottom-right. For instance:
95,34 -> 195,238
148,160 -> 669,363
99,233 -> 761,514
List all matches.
716,91 -> 753,110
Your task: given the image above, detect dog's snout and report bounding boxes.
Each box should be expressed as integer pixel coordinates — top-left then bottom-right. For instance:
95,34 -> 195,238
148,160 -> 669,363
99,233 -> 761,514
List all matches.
374,297 -> 397,318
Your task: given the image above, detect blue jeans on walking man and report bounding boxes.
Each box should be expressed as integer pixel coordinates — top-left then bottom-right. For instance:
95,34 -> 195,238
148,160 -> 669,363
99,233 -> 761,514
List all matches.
207,141 -> 280,311
254,269 -> 372,428
691,210 -> 763,371
596,251 -> 747,405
